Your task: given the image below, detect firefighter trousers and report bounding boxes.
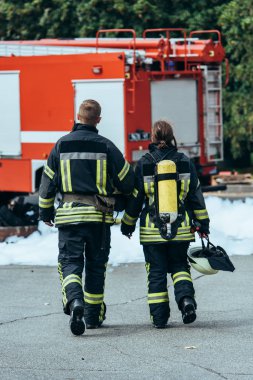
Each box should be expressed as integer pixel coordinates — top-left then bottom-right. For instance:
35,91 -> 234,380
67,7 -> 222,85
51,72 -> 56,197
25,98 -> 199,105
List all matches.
58,223 -> 110,326
143,242 -> 195,326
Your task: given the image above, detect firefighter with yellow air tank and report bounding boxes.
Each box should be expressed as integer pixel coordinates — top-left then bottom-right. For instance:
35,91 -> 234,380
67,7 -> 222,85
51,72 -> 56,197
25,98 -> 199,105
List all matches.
121,120 -> 210,328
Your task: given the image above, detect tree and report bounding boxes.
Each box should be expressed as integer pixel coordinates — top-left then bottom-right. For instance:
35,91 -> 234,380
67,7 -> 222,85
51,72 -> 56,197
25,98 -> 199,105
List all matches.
75,0 -> 228,37
0,0 -> 80,40
219,0 -> 253,159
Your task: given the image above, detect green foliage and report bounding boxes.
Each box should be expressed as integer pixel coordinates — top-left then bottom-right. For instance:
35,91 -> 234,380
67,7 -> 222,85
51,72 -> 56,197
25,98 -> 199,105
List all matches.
0,0 -> 228,39
0,0 -> 80,39
0,0 -> 252,160
76,0 -> 168,36
219,0 -> 253,158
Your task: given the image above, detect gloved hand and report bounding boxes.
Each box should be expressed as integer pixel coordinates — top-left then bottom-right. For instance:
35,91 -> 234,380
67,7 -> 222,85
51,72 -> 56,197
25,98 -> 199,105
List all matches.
191,221 -> 209,237
121,222 -> 135,238
39,211 -> 54,227
43,219 -> 54,227
197,224 -> 210,237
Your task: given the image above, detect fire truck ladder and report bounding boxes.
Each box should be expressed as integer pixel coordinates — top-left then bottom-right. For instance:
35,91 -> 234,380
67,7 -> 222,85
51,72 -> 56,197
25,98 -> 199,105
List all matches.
203,65 -> 223,161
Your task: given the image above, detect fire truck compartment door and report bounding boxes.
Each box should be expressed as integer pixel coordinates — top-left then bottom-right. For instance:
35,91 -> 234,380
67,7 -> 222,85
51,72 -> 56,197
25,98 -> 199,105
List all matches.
151,79 -> 198,145
73,79 -> 125,154
0,71 -> 21,156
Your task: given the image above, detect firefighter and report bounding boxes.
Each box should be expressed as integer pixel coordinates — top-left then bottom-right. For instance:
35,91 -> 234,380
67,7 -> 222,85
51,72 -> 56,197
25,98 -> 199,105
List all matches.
121,120 -> 210,328
39,99 -> 134,335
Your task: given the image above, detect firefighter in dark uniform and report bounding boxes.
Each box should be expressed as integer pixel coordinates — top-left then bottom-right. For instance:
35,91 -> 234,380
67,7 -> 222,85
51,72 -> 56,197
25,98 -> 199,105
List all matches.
121,120 -> 209,328
39,99 -> 134,335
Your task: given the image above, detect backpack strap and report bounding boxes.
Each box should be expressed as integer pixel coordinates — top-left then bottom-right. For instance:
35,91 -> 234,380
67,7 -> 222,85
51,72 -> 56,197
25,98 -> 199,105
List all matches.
146,149 -> 183,166
146,150 -> 170,164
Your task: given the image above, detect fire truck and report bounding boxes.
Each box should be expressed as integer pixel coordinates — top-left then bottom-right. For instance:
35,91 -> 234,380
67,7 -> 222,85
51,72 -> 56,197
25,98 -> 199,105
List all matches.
0,28 -> 226,198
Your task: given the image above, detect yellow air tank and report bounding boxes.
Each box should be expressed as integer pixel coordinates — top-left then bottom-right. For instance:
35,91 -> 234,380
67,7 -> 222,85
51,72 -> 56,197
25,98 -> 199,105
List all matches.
156,160 -> 178,224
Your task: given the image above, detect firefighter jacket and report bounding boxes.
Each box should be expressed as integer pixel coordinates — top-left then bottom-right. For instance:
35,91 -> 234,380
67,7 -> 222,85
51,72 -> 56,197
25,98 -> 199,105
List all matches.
122,144 -> 210,244
39,123 -> 134,227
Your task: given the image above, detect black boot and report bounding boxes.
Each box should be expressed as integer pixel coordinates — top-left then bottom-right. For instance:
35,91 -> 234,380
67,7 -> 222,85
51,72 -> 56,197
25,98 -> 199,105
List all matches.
152,315 -> 169,329
69,299 -> 85,336
153,322 -> 168,329
86,322 -> 103,329
151,304 -> 170,329
180,297 -> 197,324
85,302 -> 106,329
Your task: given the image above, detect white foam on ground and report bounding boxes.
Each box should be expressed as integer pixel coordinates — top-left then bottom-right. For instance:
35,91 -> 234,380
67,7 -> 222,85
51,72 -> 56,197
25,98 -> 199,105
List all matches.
0,197 -> 252,266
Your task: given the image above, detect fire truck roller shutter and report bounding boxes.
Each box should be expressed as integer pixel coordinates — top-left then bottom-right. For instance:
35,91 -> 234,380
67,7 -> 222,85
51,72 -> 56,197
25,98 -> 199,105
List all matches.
73,79 -> 125,155
0,71 -> 21,156
151,79 -> 199,158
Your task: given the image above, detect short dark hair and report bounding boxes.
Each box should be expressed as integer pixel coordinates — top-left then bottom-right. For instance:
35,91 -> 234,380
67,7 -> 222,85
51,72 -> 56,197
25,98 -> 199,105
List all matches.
78,99 -> 101,124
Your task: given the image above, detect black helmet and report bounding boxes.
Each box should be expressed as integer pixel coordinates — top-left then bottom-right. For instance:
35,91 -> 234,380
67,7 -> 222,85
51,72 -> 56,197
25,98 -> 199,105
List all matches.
188,238 -> 235,275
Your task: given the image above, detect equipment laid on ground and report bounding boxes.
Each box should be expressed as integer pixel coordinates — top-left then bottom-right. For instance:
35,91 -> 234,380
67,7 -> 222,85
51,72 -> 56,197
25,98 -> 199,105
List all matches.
0,195 -> 39,227
211,172 -> 253,185
0,195 -> 39,241
0,28 -> 226,197
188,237 -> 235,275
208,172 -> 253,199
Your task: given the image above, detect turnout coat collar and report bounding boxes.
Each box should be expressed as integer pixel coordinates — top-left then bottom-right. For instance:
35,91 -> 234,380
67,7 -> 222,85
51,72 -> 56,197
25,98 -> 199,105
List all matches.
148,143 -> 177,161
72,123 -> 99,134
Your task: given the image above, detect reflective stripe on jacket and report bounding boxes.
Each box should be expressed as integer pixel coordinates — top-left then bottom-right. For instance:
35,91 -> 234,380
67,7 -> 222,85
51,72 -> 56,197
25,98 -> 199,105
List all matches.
39,123 -> 134,226
122,144 -> 209,244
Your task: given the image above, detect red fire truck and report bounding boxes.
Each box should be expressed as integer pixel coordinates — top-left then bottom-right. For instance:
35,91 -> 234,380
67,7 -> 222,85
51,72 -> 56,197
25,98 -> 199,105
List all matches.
0,28 -> 226,197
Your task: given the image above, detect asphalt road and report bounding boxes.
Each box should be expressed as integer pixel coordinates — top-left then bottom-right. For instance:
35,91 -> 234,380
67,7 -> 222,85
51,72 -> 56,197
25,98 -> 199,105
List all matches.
0,255 -> 252,380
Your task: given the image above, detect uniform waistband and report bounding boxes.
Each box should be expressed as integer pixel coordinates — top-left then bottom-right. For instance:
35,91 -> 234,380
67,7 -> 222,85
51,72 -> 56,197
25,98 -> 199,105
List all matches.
62,193 -> 115,213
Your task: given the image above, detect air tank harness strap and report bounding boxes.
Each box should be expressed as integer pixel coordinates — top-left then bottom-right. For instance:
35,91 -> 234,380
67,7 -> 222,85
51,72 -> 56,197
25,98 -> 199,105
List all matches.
156,173 -> 178,181
147,149 -> 184,166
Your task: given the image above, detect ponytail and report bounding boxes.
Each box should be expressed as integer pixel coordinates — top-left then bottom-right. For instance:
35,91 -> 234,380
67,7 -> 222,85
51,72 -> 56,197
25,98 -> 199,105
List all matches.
152,120 -> 177,149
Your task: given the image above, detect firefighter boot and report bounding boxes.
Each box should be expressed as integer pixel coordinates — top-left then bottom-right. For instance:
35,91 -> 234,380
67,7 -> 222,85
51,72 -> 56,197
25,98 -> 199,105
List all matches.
153,322 -> 168,329
152,304 -> 170,329
85,302 -> 106,329
180,297 -> 197,324
152,312 -> 169,329
69,299 -> 85,336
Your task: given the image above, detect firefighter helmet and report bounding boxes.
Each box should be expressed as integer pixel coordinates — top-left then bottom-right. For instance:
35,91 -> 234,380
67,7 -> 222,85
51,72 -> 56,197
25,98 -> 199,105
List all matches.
188,238 -> 235,275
